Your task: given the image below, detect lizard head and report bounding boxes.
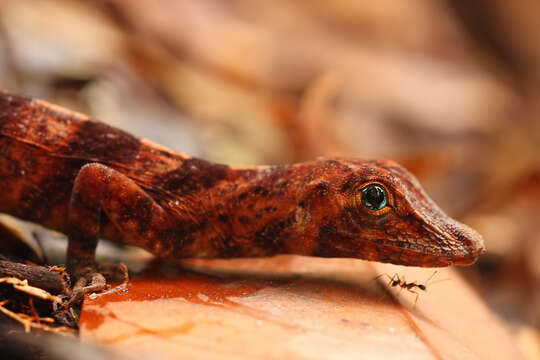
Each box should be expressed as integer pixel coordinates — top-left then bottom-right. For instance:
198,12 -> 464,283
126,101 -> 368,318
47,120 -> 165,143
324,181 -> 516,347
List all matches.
303,158 -> 485,267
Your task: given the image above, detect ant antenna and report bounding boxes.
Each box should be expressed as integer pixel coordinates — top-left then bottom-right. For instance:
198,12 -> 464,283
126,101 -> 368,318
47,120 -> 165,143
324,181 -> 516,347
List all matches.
423,270 -> 451,290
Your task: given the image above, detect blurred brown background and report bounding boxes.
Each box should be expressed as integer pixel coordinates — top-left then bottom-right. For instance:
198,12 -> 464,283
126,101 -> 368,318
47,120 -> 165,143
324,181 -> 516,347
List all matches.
0,1 -> 538,357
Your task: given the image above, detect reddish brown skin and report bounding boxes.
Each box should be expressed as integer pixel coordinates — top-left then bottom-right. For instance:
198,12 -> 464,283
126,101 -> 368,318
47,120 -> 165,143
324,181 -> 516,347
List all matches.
0,91 -> 485,277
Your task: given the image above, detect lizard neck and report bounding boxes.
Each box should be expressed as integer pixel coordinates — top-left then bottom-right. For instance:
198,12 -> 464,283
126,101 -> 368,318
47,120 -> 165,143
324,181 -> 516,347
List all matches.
168,161 -> 327,258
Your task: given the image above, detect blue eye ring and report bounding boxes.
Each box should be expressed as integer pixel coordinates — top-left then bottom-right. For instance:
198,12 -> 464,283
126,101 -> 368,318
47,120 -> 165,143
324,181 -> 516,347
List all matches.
360,183 -> 388,211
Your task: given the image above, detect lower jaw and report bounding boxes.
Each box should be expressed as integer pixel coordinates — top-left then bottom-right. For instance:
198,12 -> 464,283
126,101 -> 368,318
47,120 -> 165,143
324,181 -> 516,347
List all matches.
401,255 -> 479,268
447,247 -> 486,266
447,255 -> 480,266
335,244 -> 486,267
390,251 -> 484,267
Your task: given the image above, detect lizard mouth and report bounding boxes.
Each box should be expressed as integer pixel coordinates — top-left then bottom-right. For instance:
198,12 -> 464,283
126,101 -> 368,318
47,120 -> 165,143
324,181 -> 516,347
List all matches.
432,242 -> 486,266
445,246 -> 486,266
373,244 -> 486,268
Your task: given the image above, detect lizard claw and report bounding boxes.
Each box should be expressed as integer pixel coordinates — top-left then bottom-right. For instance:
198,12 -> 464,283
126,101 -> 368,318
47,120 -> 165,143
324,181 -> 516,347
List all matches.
68,272 -> 107,307
67,262 -> 129,306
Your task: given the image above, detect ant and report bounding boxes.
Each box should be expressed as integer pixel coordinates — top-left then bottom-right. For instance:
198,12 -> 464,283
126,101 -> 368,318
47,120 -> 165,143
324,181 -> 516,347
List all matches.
375,271 -> 446,306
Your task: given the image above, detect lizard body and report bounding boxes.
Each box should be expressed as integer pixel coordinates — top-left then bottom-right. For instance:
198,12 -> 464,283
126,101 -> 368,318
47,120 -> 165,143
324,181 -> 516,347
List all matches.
0,91 -> 485,278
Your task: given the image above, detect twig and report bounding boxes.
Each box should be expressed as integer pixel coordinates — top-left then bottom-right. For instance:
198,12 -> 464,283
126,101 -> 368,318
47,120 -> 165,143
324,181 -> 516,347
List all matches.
0,260 -> 69,295
0,277 -> 62,303
0,300 -> 75,335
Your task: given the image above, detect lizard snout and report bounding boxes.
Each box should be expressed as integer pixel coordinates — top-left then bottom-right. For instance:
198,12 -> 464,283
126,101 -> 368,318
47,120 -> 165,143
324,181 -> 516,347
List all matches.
442,219 -> 486,266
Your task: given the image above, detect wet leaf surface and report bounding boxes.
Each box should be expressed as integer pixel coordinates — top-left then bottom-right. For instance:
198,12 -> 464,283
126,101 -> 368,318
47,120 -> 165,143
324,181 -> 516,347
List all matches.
80,256 -> 522,359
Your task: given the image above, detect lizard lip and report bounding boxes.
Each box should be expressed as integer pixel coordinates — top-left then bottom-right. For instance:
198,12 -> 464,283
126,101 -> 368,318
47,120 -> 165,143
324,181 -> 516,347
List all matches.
445,246 -> 486,266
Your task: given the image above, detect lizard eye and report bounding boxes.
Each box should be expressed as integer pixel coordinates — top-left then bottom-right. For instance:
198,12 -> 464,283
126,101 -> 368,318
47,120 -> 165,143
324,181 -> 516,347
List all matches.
360,183 -> 388,211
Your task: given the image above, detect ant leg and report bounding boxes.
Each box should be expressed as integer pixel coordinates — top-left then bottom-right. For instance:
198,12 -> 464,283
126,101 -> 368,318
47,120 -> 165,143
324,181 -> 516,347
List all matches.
395,276 -> 405,297
373,273 -> 399,288
374,273 -> 397,303
391,273 -> 401,287
373,273 -> 392,281
407,288 -> 420,307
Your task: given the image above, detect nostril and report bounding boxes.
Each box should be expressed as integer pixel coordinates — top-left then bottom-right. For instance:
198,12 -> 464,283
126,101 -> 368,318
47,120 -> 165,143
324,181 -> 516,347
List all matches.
456,231 -> 473,245
447,220 -> 485,252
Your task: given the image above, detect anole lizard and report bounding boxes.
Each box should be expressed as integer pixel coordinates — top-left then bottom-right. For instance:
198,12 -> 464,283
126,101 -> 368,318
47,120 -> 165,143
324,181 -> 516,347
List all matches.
0,91 -> 485,290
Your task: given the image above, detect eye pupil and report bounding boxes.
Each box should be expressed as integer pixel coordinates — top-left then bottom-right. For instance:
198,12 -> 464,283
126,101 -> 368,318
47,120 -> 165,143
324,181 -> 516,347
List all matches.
361,184 -> 388,211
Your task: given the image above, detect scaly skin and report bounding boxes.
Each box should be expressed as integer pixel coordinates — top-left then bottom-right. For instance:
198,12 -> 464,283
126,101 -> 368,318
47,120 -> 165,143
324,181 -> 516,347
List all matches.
0,91 -> 485,279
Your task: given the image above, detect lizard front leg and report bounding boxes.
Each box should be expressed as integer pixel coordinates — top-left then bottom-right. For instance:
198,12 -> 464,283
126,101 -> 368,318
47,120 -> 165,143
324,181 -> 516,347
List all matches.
67,163 -> 173,294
